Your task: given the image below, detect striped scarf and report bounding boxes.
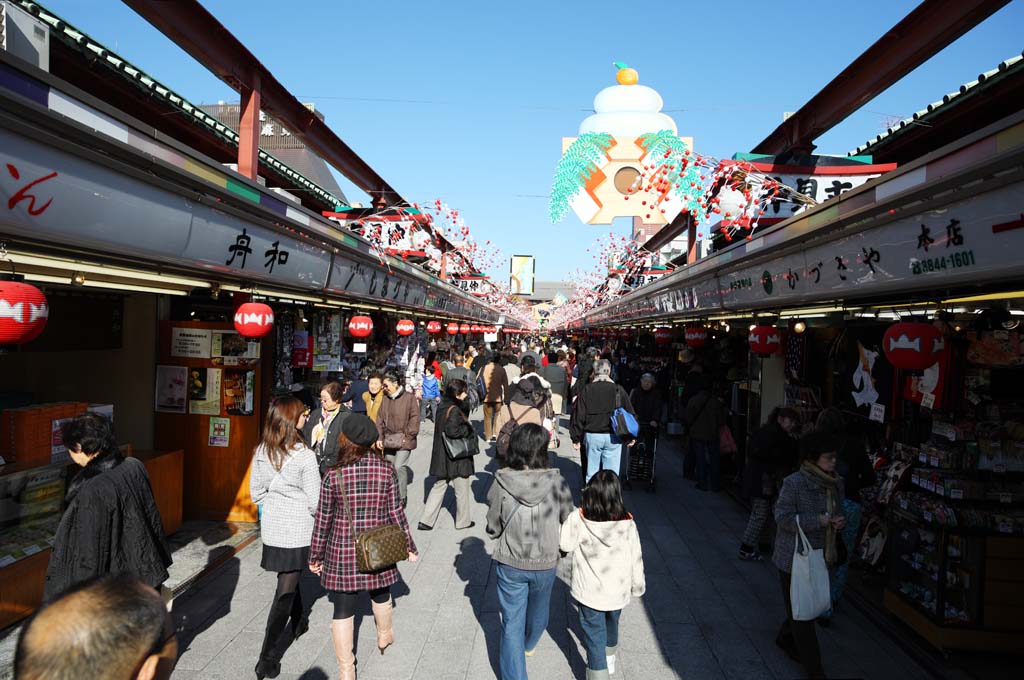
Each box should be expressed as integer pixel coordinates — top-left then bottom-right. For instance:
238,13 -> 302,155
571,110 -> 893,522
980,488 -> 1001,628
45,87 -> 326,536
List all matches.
800,461 -> 840,566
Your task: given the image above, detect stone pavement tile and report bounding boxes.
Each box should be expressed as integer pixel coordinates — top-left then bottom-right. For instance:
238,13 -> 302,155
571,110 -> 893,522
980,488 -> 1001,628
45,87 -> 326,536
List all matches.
646,522 -> 694,557
616,651 -> 682,680
187,628 -> 262,677
464,611 -> 502,679
640,574 -> 696,624
699,620 -> 774,680
656,622 -> 728,680
410,639 -> 475,679
615,606 -> 666,655
747,635 -> 805,680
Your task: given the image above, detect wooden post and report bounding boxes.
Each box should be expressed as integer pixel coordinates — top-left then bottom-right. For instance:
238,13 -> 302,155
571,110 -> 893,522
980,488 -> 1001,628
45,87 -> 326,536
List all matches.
237,77 -> 261,180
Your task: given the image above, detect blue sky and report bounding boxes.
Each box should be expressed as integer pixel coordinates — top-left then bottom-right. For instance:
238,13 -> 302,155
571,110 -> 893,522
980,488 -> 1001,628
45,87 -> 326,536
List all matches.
43,0 -> 1024,282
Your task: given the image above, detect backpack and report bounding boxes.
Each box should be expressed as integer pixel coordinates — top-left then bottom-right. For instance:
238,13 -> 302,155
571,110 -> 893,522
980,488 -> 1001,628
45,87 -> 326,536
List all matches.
496,405 -> 529,459
447,367 -> 481,411
610,387 -> 639,440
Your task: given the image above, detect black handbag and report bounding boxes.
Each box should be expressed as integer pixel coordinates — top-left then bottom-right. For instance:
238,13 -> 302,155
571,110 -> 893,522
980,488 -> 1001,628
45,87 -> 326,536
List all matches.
336,472 -> 408,573
441,406 -> 478,460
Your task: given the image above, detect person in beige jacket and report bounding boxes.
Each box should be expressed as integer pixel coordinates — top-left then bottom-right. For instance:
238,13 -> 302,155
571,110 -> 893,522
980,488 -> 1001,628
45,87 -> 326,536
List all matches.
559,470 -> 646,680
481,354 -> 509,441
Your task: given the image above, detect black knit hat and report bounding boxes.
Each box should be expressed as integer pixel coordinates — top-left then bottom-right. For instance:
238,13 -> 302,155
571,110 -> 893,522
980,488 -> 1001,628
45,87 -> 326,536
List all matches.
342,414 -> 379,448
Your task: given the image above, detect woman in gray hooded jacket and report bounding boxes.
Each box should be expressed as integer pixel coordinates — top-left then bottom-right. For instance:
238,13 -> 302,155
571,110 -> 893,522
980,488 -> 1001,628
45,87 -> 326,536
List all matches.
486,423 -> 574,680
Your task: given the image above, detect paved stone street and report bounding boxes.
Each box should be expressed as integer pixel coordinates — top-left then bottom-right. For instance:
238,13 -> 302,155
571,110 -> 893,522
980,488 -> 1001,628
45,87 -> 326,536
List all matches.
168,417 -> 939,680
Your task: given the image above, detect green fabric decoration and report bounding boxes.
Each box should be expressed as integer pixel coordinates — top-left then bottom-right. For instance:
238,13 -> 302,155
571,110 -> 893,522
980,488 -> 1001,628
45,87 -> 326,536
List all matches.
549,132 -> 614,223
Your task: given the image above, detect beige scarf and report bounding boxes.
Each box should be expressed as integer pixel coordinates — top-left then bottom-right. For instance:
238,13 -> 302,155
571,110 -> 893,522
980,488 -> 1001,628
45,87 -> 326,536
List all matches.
800,461 -> 840,567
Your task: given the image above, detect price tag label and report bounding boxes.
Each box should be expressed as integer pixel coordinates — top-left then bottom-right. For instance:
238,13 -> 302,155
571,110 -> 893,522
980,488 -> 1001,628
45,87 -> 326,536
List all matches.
923,511 -> 934,523
0,555 -> 15,568
930,456 -> 940,468
950,489 -> 965,500
22,544 -> 41,556
919,451 -> 929,464
1000,492 -> 1013,504
921,392 -> 936,410
999,521 -> 1013,534
869,403 -> 886,423
936,486 -> 945,497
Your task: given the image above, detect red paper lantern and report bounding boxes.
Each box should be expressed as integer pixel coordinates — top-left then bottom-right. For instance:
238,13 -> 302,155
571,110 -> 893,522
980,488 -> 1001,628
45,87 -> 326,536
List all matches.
618,328 -> 633,340
748,325 -> 782,356
426,320 -> 442,334
459,323 -> 470,334
654,327 -> 673,344
396,319 -> 415,336
0,277 -> 48,346
471,324 -> 481,334
233,302 -> 274,339
883,322 -> 945,370
348,315 -> 373,338
446,322 -> 459,335
685,325 -> 707,348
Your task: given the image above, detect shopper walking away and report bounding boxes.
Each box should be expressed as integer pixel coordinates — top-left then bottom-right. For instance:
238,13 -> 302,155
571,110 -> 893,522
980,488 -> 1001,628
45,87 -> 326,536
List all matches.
250,396 -> 321,679
419,379 -> 478,531
362,372 -> 385,422
482,353 -> 509,442
44,414 -> 171,602
539,351 -> 570,433
340,367 -> 371,415
503,352 -> 522,383
420,366 -> 441,422
560,471 -> 645,679
815,407 -> 874,615
486,424 -> 574,680
739,407 -> 799,561
677,361 -> 704,480
571,359 -> 636,483
684,377 -> 727,491
494,375 -> 548,459
376,370 -> 419,508
309,415 -> 419,680
773,431 -> 846,679
303,380 -> 352,475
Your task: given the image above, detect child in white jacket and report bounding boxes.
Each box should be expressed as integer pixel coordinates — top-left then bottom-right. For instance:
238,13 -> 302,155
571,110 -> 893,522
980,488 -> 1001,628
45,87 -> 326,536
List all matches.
559,470 -> 646,679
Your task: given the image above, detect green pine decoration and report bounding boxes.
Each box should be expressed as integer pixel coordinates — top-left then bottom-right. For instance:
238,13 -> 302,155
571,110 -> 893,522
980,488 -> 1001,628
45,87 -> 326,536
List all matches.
549,132 -> 614,223
638,130 -> 703,215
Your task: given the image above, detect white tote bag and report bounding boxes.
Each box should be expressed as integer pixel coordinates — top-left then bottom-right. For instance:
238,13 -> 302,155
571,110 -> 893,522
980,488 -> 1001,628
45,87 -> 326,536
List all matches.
790,515 -> 831,621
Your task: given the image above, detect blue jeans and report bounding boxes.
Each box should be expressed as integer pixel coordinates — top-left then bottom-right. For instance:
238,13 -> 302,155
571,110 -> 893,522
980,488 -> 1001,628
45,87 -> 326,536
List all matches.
830,499 -> 863,605
692,438 -> 720,490
495,563 -> 557,680
577,603 -> 621,671
585,432 -> 622,483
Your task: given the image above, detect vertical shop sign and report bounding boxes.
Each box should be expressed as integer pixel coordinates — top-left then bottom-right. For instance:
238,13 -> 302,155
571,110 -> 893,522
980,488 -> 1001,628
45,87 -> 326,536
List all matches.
189,368 -> 222,416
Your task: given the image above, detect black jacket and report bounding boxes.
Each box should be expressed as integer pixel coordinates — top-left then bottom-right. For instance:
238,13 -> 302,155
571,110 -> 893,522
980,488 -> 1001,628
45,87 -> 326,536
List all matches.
45,456 -> 172,601
430,397 -> 477,480
573,356 -> 595,396
303,407 -> 352,474
341,379 -> 369,414
570,380 -> 634,443
630,387 -> 661,426
742,422 -> 796,499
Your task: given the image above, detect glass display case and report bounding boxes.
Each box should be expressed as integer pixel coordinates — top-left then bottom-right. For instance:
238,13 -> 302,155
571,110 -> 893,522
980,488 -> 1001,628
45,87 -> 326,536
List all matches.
0,460 -> 68,568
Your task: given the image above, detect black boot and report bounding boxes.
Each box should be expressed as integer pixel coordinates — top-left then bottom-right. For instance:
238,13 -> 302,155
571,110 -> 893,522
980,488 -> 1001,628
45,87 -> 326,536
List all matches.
290,587 -> 309,640
256,594 -> 295,678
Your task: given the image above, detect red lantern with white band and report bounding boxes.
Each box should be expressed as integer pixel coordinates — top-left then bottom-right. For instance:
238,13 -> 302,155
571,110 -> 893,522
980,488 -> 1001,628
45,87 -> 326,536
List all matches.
883,322 -> 945,370
396,319 -> 415,336
0,275 -> 48,346
446,322 -> 459,335
685,326 -> 707,348
426,320 -> 442,334
459,323 -> 470,334
233,302 -> 274,339
749,325 -> 782,356
653,327 -> 673,344
470,324 -> 481,334
348,315 -> 373,338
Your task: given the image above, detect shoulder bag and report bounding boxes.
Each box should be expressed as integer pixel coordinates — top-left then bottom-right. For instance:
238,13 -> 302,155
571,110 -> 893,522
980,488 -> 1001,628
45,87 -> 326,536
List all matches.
381,398 -> 408,450
336,469 -> 409,573
441,406 -> 478,460
610,387 -> 639,440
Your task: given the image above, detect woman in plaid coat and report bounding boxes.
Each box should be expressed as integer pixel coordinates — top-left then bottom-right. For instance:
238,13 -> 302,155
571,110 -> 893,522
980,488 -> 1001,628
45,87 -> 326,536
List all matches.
310,415 -> 418,680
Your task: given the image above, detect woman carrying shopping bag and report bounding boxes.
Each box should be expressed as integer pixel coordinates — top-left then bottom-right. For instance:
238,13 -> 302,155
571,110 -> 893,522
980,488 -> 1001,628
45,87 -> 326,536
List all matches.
772,431 -> 845,680
418,379 -> 478,531
560,471 -> 645,680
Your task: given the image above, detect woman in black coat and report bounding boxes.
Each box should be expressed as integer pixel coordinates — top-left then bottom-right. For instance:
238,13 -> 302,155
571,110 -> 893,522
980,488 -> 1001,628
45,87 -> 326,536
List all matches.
417,378 -> 477,530
44,414 -> 172,601
738,407 -> 799,561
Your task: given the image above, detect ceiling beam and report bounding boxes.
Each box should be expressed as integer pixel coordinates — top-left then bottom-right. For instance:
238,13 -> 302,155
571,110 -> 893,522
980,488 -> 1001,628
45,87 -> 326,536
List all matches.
751,0 -> 1011,155
122,0 -> 404,207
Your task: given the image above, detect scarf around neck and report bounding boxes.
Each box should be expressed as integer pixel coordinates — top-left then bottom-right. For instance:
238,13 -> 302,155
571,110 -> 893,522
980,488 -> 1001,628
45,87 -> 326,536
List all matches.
800,461 -> 840,566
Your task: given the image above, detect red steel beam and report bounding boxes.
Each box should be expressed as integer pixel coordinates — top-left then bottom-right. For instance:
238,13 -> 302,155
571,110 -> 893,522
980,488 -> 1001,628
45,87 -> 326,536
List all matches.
122,0 -> 404,206
237,79 -> 260,180
751,0 -> 1011,155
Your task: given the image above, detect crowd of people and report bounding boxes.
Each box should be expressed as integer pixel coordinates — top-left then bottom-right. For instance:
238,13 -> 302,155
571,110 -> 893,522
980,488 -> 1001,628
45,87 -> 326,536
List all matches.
16,337 -> 865,680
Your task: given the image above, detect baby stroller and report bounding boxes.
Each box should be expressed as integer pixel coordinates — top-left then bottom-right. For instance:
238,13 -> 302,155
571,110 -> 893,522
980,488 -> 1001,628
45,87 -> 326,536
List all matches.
625,424 -> 658,492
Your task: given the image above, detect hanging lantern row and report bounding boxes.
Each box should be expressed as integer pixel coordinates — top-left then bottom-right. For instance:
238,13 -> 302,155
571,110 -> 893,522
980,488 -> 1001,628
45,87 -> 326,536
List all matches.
396,319 -> 415,336
426,320 -> 442,334
0,275 -> 49,346
882,321 -> 945,371
446,322 -> 459,335
685,325 -> 707,348
348,315 -> 373,338
653,327 -> 674,344
234,301 -> 274,339
749,325 -> 781,356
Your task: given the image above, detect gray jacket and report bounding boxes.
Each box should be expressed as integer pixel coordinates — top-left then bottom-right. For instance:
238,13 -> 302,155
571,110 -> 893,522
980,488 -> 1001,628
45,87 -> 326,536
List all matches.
250,443 -> 321,549
486,468 -> 574,571
772,469 -> 845,573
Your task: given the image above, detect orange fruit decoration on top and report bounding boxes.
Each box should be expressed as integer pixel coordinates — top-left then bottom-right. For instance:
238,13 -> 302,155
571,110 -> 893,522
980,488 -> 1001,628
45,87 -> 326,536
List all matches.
614,61 -> 638,85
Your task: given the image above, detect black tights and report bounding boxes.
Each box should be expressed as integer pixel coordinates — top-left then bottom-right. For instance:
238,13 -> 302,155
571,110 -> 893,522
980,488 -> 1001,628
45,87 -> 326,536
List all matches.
275,570 -> 301,601
329,587 -> 390,620
259,570 -> 305,661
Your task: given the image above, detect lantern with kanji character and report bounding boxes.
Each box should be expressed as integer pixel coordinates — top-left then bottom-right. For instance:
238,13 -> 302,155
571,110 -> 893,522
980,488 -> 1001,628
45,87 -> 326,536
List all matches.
0,275 -> 48,346
748,325 -> 781,356
685,325 -> 708,348
348,315 -> 373,338
883,322 -> 945,370
459,323 -> 470,334
653,327 -> 673,344
396,319 -> 415,336
426,320 -> 442,334
233,302 -> 274,339
446,322 -> 459,335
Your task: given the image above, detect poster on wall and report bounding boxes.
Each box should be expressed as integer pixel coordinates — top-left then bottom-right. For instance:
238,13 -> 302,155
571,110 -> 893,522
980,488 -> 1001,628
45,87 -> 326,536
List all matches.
155,365 -> 188,413
293,330 -> 313,368
208,417 -> 231,447
224,370 -> 255,416
189,368 -> 222,416
212,331 -> 260,365
50,418 -> 74,463
170,327 -> 212,359
313,313 -> 342,372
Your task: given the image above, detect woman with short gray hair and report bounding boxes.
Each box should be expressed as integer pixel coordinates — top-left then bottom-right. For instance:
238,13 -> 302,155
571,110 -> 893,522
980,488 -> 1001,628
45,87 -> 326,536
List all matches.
571,360 -> 636,482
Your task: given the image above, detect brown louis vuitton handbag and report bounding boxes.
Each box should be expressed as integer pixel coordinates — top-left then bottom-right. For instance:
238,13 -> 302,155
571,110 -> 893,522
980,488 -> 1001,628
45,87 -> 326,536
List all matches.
336,472 -> 409,573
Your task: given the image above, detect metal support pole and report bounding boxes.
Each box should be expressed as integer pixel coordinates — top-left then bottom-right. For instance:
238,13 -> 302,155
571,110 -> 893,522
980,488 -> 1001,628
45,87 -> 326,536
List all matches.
238,78 -> 260,180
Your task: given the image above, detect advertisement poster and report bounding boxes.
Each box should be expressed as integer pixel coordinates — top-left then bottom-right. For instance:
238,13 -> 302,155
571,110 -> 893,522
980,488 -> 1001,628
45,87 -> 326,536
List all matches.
313,313 -> 342,372
189,368 -> 222,416
510,255 -> 536,296
208,417 -> 231,447
293,330 -> 313,368
155,365 -> 188,413
212,331 -> 261,364
224,370 -> 255,416
50,418 -> 74,463
170,327 -> 212,358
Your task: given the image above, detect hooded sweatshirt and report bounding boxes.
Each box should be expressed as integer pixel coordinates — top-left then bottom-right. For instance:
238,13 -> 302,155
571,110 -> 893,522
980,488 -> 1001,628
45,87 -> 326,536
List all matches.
486,468 -> 574,571
559,509 -> 646,611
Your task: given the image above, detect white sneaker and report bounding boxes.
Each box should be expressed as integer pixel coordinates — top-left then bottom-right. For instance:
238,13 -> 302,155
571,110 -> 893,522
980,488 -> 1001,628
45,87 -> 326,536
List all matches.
607,654 -> 616,674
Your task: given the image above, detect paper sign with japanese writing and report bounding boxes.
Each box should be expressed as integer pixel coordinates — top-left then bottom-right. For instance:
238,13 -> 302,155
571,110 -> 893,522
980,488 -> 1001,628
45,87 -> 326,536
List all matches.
189,368 -> 222,416
171,327 -> 212,358
208,417 -> 230,447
